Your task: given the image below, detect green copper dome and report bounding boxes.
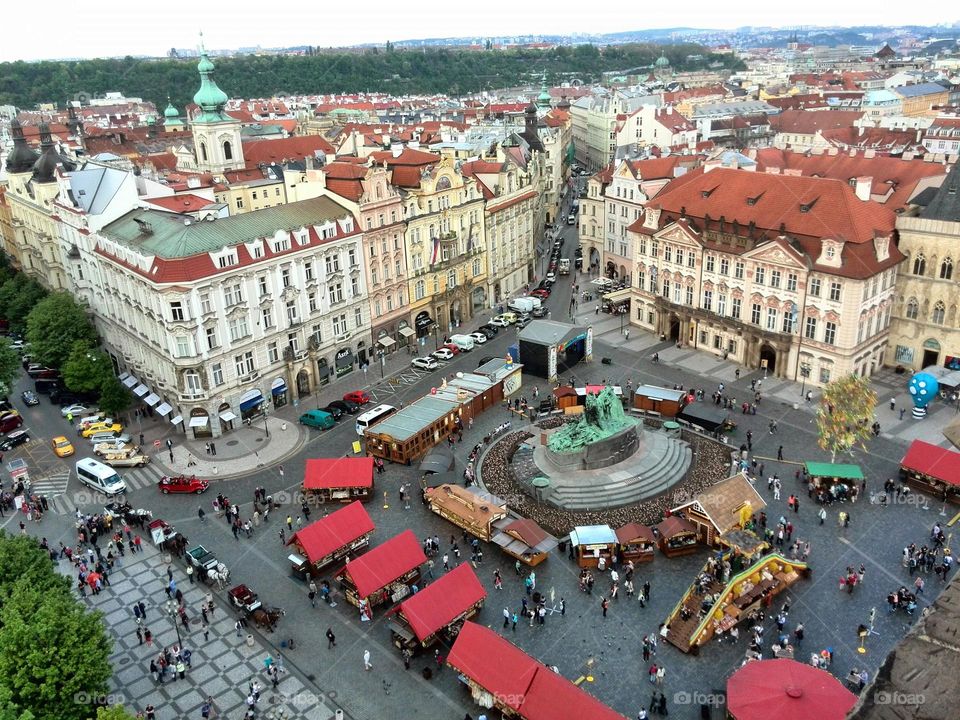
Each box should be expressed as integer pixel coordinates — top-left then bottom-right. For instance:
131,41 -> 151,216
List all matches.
537,82 -> 552,109
655,55 -> 671,67
164,100 -> 180,119
192,51 -> 231,123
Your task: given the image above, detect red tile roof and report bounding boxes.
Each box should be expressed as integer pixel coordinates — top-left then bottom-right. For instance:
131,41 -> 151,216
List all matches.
143,194 -> 214,213
303,457 -> 374,490
393,564 -> 486,642
819,127 -> 925,155
287,501 -> 375,565
368,147 -> 441,166
241,135 -> 334,165
336,530 -> 425,600
770,109 -> 864,136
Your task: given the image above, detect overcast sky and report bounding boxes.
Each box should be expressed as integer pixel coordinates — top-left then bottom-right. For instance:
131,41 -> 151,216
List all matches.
2,2 -> 953,62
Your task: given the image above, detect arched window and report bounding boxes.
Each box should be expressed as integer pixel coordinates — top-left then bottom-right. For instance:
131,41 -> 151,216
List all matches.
199,142 -> 208,162
932,301 -> 946,325
913,253 -> 926,276
940,257 -> 954,280
223,141 -> 233,160
905,298 -> 919,320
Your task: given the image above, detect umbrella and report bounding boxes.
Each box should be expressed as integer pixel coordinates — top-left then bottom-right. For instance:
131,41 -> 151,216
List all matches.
86,572 -> 102,588
727,658 -> 857,720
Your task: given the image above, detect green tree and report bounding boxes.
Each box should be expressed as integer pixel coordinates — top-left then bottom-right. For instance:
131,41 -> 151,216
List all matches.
0,341 -> 20,397
62,342 -> 112,394
24,293 -> 97,369
0,275 -> 47,332
0,535 -> 112,720
815,374 -> 878,462
96,377 -> 130,418
94,707 -> 138,720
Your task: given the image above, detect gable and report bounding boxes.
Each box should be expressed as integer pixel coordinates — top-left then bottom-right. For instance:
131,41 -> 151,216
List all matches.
655,222 -> 701,248
742,240 -> 808,270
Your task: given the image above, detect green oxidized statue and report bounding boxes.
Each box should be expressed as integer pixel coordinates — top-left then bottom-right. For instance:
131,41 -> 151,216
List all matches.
547,387 -> 636,452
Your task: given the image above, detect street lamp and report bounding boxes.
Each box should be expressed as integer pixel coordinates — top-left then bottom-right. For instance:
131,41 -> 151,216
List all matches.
263,406 -> 270,438
799,362 -> 811,399
378,349 -> 386,379
165,598 -> 183,647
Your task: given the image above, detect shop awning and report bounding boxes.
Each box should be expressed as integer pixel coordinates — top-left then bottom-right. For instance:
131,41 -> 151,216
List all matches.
143,393 -> 160,407
133,384 -> 149,397
287,501 -> 375,565
900,440 -> 960,487
240,392 -> 265,412
377,336 -> 396,348
122,376 -> 139,388
569,524 -> 618,547
398,326 -> 416,338
170,415 -> 183,425
118,372 -> 130,382
155,402 -> 173,417
602,287 -> 633,302
391,564 -> 486,642
271,383 -> 287,396
804,462 -> 863,480
304,457 -> 374,490
219,411 -> 237,423
188,416 -> 209,428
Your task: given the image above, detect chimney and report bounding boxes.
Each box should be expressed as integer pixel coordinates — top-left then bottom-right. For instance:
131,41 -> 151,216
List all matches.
391,143 -> 403,158
854,176 -> 872,202
667,105 -> 673,115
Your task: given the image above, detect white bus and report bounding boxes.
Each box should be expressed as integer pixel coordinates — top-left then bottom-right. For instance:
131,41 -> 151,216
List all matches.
356,404 -> 397,436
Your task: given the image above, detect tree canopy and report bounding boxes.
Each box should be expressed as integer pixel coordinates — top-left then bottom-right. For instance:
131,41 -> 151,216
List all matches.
24,293 -> 97,369
0,535 -> 113,720
0,44 -> 743,111
62,342 -> 113,395
815,374 -> 878,462
0,341 -> 20,398
96,377 -> 131,418
0,274 -> 48,333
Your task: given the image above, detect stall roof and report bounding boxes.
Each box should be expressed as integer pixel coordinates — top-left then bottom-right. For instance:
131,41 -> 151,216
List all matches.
501,518 -> 558,554
577,385 -> 622,397
474,358 -> 522,381
900,440 -> 960,487
518,319 -> 587,347
615,522 -> 655,545
365,395 -> 461,442
671,472 -> 766,536
570,524 -> 618,546
394,564 -> 486,641
634,384 -> 686,402
804,462 -> 864,480
519,662 -> 628,720
427,484 -> 508,526
446,622 -> 539,713
287,501 -> 374,565
303,457 -> 374,490
657,515 -> 696,538
337,530 -> 426,599
553,386 -> 578,398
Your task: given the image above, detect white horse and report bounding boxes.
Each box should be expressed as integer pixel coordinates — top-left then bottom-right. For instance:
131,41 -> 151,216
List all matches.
207,564 -> 230,588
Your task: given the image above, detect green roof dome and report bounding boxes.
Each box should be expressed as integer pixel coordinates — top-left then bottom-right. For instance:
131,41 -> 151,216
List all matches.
164,101 -> 180,119
192,51 -> 230,123
655,55 -> 671,67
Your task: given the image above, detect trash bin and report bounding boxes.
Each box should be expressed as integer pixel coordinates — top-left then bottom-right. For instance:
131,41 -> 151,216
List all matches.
246,634 -> 254,647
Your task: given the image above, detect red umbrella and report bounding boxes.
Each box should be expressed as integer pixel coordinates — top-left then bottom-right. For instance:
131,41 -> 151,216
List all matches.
727,658 -> 857,720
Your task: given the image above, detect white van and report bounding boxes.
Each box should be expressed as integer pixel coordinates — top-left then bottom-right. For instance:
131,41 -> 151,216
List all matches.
449,334 -> 476,352
75,457 -> 127,496
508,297 -> 542,314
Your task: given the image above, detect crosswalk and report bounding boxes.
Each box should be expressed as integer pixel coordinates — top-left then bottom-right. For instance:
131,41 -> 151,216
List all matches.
45,463 -> 167,515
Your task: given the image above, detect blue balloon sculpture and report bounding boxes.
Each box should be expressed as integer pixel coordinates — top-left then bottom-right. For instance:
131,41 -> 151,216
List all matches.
908,372 -> 939,419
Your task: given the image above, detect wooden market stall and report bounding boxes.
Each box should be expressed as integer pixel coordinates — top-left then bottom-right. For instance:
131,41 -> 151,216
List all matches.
446,622 -> 628,720
334,530 -> 426,610
899,440 -> 960,504
632,385 -> 687,417
615,522 -> 656,563
424,484 -> 508,542
569,525 -> 619,569
385,564 -> 487,653
302,457 -> 375,503
552,386 -> 579,412
656,516 -> 699,557
491,517 -> 559,567
286,501 -> 375,575
804,462 -> 864,501
670,472 -> 767,548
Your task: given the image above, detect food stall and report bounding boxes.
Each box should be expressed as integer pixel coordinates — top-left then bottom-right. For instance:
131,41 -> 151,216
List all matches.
899,440 -> 960,503
286,501 -> 375,575
632,385 -> 687,417
670,472 -> 766,548
569,524 -> 619,569
726,658 -> 857,720
656,516 -> 699,557
302,457 -> 375,503
386,564 -> 486,652
334,530 -> 426,611
615,523 -> 656,563
804,462 -> 864,500
552,386 -> 579,412
424,484 -> 508,542
491,517 -> 558,567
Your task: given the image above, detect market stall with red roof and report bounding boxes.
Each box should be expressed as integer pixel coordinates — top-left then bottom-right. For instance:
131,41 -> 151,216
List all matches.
727,658 -> 857,720
385,563 -> 487,651
286,501 -> 374,575
302,456 -> 375,503
446,622 -> 627,720
334,529 -> 425,610
899,439 -> 960,503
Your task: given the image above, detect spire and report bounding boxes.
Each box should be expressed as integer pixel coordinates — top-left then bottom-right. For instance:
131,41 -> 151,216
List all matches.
192,42 -> 230,123
31,123 -> 59,183
537,74 -> 551,110
5,118 -> 40,173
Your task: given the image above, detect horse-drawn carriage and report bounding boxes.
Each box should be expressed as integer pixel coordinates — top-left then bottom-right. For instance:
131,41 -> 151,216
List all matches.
186,544 -> 230,587
103,501 -> 152,529
228,584 -> 285,632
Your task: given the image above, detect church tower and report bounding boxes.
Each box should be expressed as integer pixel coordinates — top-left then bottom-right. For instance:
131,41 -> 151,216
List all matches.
190,48 -> 243,173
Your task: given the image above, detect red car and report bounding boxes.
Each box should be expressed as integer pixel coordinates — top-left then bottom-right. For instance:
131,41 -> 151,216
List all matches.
531,288 -> 551,299
440,343 -> 461,355
342,390 -> 370,405
158,475 -> 209,494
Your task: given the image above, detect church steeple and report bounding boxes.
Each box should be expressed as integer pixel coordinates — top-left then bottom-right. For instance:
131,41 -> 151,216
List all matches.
188,36 -> 244,173
192,50 -> 231,123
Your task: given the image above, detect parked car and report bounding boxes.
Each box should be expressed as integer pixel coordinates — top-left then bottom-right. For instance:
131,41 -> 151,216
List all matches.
102,452 -> 150,468
546,271 -> 557,282
432,347 -> 456,361
81,421 -> 123,438
476,356 -> 495,367
61,403 -> 95,418
468,332 -> 488,345
516,315 -> 533,329
327,399 -> 360,415
532,306 -> 547,318
0,429 -> 29,451
411,356 -> 439,371
322,404 -> 345,420
79,414 -> 111,427
567,213 -> 576,225
26,364 -> 56,379
52,436 -> 75,458
299,410 -> 336,430
0,414 -> 24,434
530,289 -> 550,300
34,378 -> 62,395
88,432 -> 132,446
50,388 -> 98,406
477,325 -> 498,338
439,343 -> 461,355
93,440 -> 139,457
20,390 -> 39,406
342,390 -> 370,406
158,475 -> 210,494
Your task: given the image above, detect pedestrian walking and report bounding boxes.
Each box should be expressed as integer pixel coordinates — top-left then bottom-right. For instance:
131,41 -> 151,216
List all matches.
363,649 -> 372,670
326,628 -> 337,648
136,627 -> 143,645
818,507 -> 827,525
777,446 -> 784,461
286,515 -> 293,531
503,606 -> 511,628
279,528 -> 285,545
601,597 -> 609,617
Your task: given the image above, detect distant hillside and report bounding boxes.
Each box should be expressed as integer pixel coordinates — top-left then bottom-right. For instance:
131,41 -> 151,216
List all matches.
0,43 -> 743,112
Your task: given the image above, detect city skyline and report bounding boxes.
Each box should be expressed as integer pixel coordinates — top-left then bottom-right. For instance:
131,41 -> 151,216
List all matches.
1,1 -> 957,63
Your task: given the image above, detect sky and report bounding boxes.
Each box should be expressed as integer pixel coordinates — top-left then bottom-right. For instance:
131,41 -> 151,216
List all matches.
1,1 -> 954,62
